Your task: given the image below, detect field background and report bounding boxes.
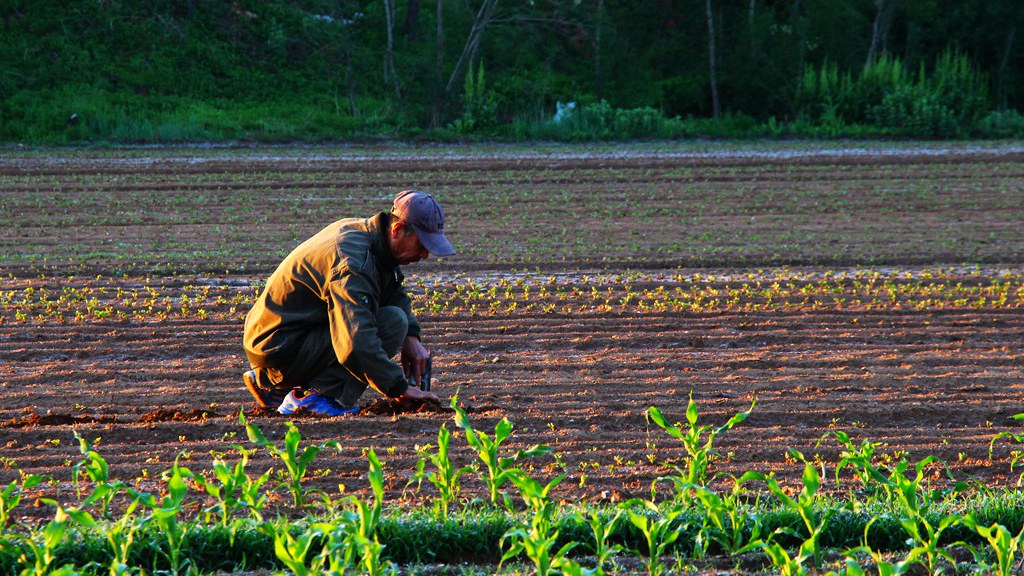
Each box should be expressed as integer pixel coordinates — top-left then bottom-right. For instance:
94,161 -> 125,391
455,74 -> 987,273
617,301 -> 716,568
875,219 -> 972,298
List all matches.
1,142 -> 1023,521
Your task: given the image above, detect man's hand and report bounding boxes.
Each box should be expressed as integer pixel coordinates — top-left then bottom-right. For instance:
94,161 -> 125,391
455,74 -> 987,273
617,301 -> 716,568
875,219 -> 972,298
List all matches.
400,336 -> 430,386
400,384 -> 439,404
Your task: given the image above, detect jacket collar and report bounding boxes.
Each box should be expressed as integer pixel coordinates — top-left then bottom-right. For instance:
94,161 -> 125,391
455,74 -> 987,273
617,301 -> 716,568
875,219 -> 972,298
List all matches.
368,212 -> 398,270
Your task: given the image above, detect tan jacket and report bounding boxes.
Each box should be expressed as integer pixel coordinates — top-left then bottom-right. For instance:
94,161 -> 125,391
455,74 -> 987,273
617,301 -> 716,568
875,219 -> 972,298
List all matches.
243,212 -> 418,397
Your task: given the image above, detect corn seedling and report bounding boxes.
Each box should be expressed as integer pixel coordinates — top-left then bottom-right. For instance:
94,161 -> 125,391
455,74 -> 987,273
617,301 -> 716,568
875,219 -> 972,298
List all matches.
138,458 -> 192,575
620,499 -> 684,576
501,470 -> 577,576
72,431 -> 126,519
1,474 -> 45,533
680,473 -> 765,559
961,514 -> 1024,576
747,450 -> 832,571
14,503 -> 70,576
646,395 -> 756,494
580,508 -> 625,575
451,394 -> 552,509
199,443 -> 271,529
241,412 -> 340,508
410,423 -> 474,519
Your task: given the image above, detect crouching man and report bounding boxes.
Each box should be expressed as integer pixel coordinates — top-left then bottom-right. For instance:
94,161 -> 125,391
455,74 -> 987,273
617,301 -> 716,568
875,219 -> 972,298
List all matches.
242,190 -> 452,415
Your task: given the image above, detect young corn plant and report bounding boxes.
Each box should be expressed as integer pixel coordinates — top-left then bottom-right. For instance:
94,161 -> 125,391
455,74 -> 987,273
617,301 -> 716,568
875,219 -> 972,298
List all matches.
989,413 -> 1024,484
884,457 -> 965,574
580,508 -> 625,575
199,443 -> 271,529
137,458 -> 192,576
746,450 -> 833,573
1,473 -> 45,533
620,499 -> 684,576
317,449 -> 395,575
409,423 -> 474,519
72,431 -> 127,519
241,412 -> 340,508
682,473 -> 765,559
14,504 -> 71,576
842,517 -> 913,576
451,394 -> 551,509
56,495 -> 146,576
500,470 -> 578,576
961,514 -> 1024,576
263,518 -> 327,576
646,395 -> 756,497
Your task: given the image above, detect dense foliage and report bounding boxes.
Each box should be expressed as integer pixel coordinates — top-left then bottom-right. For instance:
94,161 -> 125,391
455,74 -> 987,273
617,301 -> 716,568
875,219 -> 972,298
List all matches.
3,0 -> 1024,141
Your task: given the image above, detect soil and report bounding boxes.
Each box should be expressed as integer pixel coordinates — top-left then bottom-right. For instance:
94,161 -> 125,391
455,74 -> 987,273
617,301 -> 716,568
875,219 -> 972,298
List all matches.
1,144 -> 1023,526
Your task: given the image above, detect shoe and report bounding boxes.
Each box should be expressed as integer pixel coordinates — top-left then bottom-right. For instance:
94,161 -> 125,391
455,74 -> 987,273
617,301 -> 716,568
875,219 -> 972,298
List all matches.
243,369 -> 289,409
277,390 -> 360,416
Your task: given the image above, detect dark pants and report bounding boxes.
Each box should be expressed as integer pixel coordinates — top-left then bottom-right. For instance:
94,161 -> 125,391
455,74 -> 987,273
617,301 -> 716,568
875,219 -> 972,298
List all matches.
249,306 -> 408,408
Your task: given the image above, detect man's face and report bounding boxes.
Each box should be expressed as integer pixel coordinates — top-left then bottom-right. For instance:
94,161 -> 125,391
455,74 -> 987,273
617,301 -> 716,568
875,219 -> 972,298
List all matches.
391,221 -> 429,265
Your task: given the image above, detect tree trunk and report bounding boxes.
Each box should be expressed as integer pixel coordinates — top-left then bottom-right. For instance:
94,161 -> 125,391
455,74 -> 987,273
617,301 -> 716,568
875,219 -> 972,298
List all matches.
748,0 -> 756,57
404,0 -> 421,40
706,0 -> 720,118
442,0 -> 499,116
997,24 -> 1016,108
866,0 -> 898,65
432,0 -> 444,127
383,0 -> 402,103
594,0 -> 604,99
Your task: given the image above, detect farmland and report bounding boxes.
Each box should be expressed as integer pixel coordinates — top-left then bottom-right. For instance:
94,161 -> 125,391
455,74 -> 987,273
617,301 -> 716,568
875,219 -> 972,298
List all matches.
1,142 -> 1024,573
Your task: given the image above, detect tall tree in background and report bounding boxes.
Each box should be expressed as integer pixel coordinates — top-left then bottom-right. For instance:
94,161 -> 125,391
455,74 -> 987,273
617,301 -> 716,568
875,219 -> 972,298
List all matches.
383,0 -> 402,103
705,0 -> 720,118
866,0 -> 899,64
442,0 -> 499,119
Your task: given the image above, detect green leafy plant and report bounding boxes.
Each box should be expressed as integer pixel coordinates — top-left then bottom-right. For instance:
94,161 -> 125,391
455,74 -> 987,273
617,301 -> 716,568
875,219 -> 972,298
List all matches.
581,508 -> 625,575
646,395 -> 756,494
138,458 -> 192,575
1,474 -> 45,533
241,412 -> 339,508
621,499 -> 684,576
451,394 -> 551,508
682,473 -> 764,559
72,431 -> 126,519
962,514 -> 1024,576
410,423 -> 473,519
747,450 -> 833,572
500,470 -> 578,576
200,441 -> 271,529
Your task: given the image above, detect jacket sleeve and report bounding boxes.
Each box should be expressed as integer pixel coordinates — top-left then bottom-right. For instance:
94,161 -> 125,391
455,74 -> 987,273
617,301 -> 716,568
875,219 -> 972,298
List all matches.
388,268 -> 421,340
327,270 -> 409,398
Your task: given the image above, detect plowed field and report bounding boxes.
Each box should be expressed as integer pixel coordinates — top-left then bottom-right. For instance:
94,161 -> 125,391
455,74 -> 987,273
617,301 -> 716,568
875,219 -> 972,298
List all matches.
2,143 -> 1023,521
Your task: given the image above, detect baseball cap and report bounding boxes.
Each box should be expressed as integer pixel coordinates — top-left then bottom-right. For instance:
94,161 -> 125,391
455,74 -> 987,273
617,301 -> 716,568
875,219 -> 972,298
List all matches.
391,190 -> 455,257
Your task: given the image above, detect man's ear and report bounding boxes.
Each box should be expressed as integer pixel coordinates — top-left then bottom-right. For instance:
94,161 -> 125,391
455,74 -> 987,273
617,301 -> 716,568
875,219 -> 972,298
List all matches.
390,218 -> 404,238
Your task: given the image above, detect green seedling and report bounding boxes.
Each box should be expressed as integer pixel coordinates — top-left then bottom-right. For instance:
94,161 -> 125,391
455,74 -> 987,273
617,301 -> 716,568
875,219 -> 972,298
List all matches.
56,495 -> 146,576
317,449 -> 394,575
962,514 -> 1024,576
200,443 -> 271,529
1,473 -> 45,533
620,499 -> 684,576
646,394 -> 756,494
500,470 -> 577,576
581,508 -> 624,575
409,423 -> 473,519
680,473 -> 764,559
264,518 -> 327,576
451,393 -> 551,508
14,504 -> 71,576
241,411 -> 339,508
72,431 -> 127,519
746,450 -> 833,571
138,457 -> 192,576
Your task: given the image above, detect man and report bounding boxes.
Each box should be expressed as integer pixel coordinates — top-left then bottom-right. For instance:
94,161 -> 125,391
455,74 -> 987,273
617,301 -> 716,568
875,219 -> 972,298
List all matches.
242,190 -> 451,415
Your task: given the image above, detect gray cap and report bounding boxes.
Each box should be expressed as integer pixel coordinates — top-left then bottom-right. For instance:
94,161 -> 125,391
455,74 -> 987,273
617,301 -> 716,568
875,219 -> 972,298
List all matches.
391,190 -> 455,257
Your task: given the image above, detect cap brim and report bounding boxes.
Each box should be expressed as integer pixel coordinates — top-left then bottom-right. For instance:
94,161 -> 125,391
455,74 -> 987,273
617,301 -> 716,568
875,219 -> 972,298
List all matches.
416,229 -> 456,257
